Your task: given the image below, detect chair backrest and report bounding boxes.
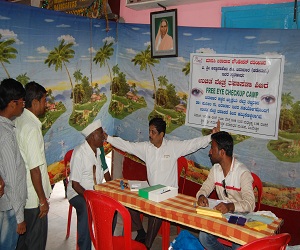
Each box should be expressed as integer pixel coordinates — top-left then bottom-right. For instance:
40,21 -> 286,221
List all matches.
64,149 -> 74,183
251,172 -> 263,211
83,190 -> 133,250
238,233 -> 291,250
122,156 -> 148,181
177,156 -> 188,194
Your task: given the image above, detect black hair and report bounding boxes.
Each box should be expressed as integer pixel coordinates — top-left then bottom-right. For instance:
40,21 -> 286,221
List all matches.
0,78 -> 25,111
24,81 -> 47,108
211,131 -> 233,157
149,117 -> 166,136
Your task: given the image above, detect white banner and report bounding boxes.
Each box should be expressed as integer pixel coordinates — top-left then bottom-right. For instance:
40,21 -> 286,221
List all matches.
186,53 -> 285,139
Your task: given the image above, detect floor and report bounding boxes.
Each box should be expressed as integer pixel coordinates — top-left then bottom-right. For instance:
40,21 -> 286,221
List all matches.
46,153 -> 181,250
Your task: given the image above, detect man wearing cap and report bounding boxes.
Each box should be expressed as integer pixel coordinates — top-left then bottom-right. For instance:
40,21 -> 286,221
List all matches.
67,119 -> 112,250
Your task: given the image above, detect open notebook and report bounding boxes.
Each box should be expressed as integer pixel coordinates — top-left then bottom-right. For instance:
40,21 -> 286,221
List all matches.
128,180 -> 149,191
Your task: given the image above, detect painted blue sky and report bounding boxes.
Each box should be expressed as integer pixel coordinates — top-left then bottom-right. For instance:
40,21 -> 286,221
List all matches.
0,2 -> 117,94
1,2 -> 300,99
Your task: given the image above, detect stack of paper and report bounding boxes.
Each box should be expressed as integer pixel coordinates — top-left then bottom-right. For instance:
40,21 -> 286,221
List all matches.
245,221 -> 268,230
196,206 -> 223,218
128,180 -> 149,191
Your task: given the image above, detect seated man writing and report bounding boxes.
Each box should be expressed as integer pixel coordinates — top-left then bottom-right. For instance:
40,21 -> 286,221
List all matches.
196,131 -> 255,250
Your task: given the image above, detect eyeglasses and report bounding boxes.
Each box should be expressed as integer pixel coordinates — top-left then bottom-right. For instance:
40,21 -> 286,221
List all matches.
222,179 -> 228,197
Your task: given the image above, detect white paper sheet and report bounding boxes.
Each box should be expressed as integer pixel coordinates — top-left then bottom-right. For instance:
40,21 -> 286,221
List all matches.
128,180 -> 149,191
207,198 -> 227,209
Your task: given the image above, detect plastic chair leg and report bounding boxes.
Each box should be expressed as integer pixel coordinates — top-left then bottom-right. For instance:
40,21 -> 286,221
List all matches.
66,204 -> 73,239
76,232 -> 79,250
161,221 -> 171,250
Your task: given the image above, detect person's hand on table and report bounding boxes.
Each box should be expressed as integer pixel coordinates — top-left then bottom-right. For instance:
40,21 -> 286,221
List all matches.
214,202 -> 234,214
197,195 -> 209,207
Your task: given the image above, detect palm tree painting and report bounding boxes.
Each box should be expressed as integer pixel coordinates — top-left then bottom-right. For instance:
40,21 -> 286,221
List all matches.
0,34 -> 18,78
93,41 -> 114,97
16,73 -> 30,86
182,62 -> 190,76
279,92 -> 296,131
111,64 -> 120,93
45,39 -> 75,108
73,69 -> 83,85
156,75 -> 169,107
109,63 -> 146,119
132,45 -> 160,109
281,92 -> 294,109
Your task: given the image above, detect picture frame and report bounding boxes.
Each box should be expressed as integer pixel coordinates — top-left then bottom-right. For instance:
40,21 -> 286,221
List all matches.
150,9 -> 178,58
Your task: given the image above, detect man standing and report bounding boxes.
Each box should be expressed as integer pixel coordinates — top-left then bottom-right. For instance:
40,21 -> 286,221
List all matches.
196,131 -> 255,250
155,19 -> 174,51
15,81 -> 51,250
67,119 -> 112,250
0,78 -> 27,250
104,117 -> 219,249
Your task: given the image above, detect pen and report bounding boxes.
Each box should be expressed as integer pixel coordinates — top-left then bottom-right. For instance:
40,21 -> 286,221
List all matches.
161,189 -> 170,194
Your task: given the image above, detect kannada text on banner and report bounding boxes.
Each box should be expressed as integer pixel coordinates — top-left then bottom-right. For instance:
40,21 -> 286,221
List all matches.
186,53 -> 285,140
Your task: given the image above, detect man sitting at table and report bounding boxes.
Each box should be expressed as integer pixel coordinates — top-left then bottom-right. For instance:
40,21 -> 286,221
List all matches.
196,131 -> 255,250
67,119 -> 112,250
104,117 -> 220,249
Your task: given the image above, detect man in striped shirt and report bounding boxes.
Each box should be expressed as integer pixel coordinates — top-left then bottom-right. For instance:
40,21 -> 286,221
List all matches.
0,78 -> 27,250
197,131 -> 255,250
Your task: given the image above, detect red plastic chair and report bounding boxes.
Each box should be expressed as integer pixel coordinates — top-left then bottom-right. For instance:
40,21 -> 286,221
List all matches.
64,149 -> 74,240
238,233 -> 291,250
160,156 -> 189,250
83,190 -> 147,250
218,172 -> 263,247
251,172 -> 263,212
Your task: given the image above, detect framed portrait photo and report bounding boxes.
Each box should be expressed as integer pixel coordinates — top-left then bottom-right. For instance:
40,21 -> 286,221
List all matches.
150,9 -> 178,58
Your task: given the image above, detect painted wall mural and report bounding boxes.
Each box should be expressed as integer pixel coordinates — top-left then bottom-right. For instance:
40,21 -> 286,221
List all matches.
1,1 -> 300,210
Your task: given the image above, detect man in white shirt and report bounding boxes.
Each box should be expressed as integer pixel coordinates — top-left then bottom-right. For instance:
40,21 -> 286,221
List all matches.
15,81 -> 51,250
104,117 -> 220,249
196,131 -> 255,250
67,119 -> 112,250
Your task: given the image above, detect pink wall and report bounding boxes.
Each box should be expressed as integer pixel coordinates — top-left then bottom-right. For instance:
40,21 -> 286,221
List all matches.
120,0 -> 293,27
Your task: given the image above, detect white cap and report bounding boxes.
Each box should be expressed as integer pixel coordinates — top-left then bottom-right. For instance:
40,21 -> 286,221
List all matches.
81,119 -> 102,137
